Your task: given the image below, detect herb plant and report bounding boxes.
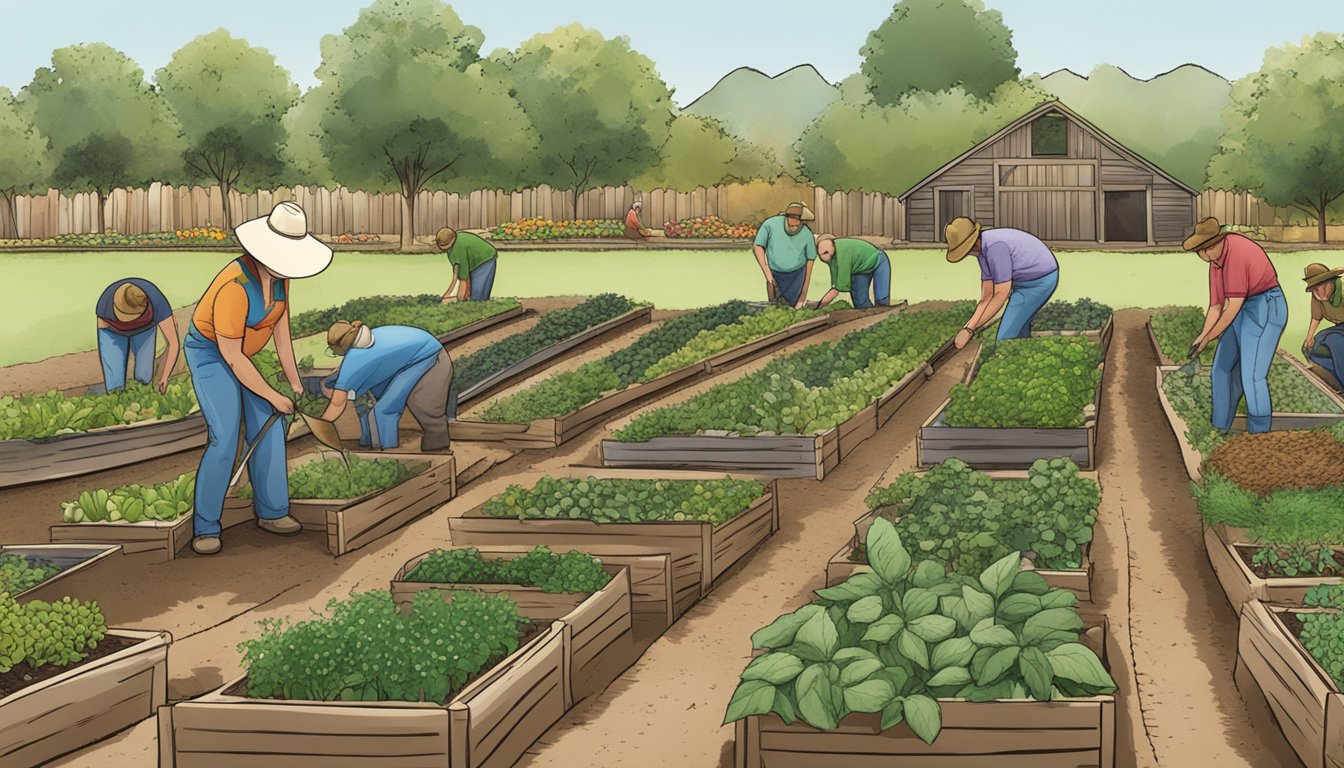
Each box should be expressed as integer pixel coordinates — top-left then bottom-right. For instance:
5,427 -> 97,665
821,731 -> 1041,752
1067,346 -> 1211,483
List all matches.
1250,542 -> 1341,577
0,593 -> 107,673
61,472 -> 196,524
1299,585 -> 1344,689
0,554 -> 63,594
1150,306 -> 1217,363
1031,298 -> 1113,332
483,476 -> 767,526
1193,474 -> 1344,545
943,336 -> 1103,428
0,380 -> 198,441
237,455 -> 416,500
406,546 -> 611,594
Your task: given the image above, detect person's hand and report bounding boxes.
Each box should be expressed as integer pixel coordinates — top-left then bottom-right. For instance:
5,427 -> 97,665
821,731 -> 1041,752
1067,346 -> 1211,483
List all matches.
155,373 -> 170,394
268,392 -> 296,415
763,272 -> 776,288
1188,339 -> 1207,360
1305,338 -> 1316,355
954,327 -> 974,350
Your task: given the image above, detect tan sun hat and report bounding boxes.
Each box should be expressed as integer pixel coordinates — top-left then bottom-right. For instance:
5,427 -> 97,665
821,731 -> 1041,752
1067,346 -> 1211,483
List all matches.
1304,263 -> 1344,291
781,202 -> 815,222
1182,217 -> 1228,252
235,202 -> 332,279
327,320 -> 364,356
112,282 -> 149,322
435,227 -> 457,250
945,217 -> 981,263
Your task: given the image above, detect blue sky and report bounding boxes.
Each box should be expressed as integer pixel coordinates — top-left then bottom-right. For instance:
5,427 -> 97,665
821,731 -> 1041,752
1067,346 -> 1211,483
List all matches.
2,0 -> 1341,103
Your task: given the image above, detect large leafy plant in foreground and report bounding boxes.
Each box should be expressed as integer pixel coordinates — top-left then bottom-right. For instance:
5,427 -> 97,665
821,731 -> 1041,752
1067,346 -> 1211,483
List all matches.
724,519 -> 1114,743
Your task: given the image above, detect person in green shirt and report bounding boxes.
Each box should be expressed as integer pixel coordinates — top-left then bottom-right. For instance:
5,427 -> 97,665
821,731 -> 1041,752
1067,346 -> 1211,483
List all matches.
813,235 -> 891,309
752,202 -> 818,307
1303,262 -> 1344,391
436,227 -> 497,302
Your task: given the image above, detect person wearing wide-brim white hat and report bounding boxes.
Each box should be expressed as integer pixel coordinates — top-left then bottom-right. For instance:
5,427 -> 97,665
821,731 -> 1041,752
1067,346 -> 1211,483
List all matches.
184,202 -> 333,555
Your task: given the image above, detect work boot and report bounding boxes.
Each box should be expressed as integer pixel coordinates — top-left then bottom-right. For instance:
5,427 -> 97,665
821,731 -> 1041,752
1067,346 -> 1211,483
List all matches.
192,536 -> 221,555
420,439 -> 452,453
257,516 -> 304,536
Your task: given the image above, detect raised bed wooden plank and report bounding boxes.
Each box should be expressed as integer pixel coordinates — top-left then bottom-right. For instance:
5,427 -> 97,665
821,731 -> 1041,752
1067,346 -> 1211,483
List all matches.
315,451 -> 457,556
49,498 -> 255,562
436,304 -> 529,346
457,306 -> 654,407
1236,601 -> 1344,768
1146,317 -> 1176,366
1,629 -> 169,768
3,543 -> 122,603
160,623 -> 567,768
1205,524 -> 1344,610
0,413 -> 207,490
1153,366 -> 1204,483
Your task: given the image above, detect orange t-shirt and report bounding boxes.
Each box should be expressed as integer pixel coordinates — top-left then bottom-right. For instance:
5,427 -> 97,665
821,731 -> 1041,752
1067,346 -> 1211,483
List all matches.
191,258 -> 289,356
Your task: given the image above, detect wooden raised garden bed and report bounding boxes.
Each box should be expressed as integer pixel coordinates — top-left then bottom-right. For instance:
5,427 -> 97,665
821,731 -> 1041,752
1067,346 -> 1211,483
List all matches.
457,306 -> 654,408
159,621 -> 570,768
2,543 -> 122,603
1204,524 -> 1344,610
1236,600 -> 1343,768
392,550 -> 635,701
49,498 -> 255,563
447,474 -> 780,621
917,330 -> 1109,471
451,313 -> 836,450
1,628 -> 170,768
0,413 -> 208,490
1153,367 -> 1205,483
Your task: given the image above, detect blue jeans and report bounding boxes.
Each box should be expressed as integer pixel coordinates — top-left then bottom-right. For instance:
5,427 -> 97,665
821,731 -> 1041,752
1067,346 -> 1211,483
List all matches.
772,266 -> 807,306
849,251 -> 891,309
355,353 -> 440,450
97,327 -> 156,391
1211,287 -> 1288,434
997,270 -> 1060,340
469,259 -> 496,300
185,331 -> 289,537
1308,325 -> 1344,391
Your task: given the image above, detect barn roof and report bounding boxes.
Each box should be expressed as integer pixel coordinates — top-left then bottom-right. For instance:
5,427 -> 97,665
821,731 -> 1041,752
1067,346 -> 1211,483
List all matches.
896,100 -> 1198,202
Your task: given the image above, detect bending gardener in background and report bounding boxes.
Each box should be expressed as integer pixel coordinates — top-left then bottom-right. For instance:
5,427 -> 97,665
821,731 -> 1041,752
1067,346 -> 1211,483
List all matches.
320,321 -> 455,453
1303,262 -> 1344,392
813,235 -> 891,309
753,202 -> 818,308
437,227 -> 497,302
1185,217 -> 1287,434
95,278 -> 180,393
944,217 -> 1060,349
624,201 -> 652,240
185,202 -> 332,556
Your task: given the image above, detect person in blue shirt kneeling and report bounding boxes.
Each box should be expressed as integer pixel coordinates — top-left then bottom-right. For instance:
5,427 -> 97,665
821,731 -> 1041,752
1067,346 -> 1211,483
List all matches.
318,321 -> 455,452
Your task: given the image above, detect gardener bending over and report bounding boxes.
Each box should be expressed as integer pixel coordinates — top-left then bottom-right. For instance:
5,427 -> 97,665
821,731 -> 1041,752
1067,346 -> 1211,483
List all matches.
437,227 -> 497,302
625,201 -> 652,240
95,278 -> 180,393
320,321 -> 455,453
753,202 -> 818,308
813,235 -> 891,309
1302,262 -> 1344,391
944,217 -> 1060,349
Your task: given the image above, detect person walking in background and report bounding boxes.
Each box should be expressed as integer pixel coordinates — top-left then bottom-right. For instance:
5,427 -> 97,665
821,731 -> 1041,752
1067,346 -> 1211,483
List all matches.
185,202 -> 332,555
1302,262 -> 1344,392
437,226 -> 497,302
944,217 -> 1060,349
1185,217 -> 1288,434
753,202 -> 818,308
319,321 -> 455,452
95,278 -> 180,393
624,200 -> 651,240
813,235 -> 891,309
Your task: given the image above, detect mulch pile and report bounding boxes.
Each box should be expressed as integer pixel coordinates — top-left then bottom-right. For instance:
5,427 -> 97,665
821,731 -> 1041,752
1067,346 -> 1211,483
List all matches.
1205,430 -> 1344,496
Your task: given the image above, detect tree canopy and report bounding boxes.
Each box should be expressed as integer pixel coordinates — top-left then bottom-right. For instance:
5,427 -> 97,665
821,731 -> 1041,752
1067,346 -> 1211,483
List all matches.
0,88 -> 49,238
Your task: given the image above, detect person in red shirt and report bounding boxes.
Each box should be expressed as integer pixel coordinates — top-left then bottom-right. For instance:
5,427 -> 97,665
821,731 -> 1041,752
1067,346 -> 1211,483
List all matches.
624,201 -> 651,240
1185,218 -> 1287,433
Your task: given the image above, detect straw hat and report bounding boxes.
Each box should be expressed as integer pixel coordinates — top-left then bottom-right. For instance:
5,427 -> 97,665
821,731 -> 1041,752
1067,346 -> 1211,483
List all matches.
435,227 -> 457,250
945,217 -> 981,263
1304,263 -> 1344,291
235,202 -> 332,279
112,283 -> 149,322
1182,217 -> 1228,252
327,320 -> 364,356
780,202 -> 815,221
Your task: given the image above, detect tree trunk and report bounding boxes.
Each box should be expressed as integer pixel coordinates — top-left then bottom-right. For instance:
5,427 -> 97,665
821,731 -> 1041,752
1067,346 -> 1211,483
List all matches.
96,188 -> 106,235
571,187 -> 580,221
400,189 -> 416,252
0,189 -> 17,240
220,178 -> 234,232
1321,209 -> 1328,244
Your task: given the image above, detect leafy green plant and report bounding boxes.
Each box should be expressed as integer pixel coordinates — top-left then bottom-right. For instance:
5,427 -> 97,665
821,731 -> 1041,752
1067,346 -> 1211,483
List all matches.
860,459 -> 1099,574
251,349 -> 328,419
289,295 -> 520,338
1299,585 -> 1344,689
406,546 -> 611,594
640,306 -> 824,382
0,380 -> 198,441
1250,542 -> 1341,577
0,593 -> 107,674
61,472 -> 195,523
0,554 -> 63,594
1150,306 -> 1217,363
943,336 -> 1103,428
483,476 -> 767,526
237,455 -> 416,500
1193,474 -> 1344,545
238,589 -> 525,703
1031,298 -> 1113,332
723,519 -> 1115,742
615,305 -> 971,441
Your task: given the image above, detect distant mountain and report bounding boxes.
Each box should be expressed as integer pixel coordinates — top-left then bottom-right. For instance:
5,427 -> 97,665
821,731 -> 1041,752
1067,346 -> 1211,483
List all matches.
1041,64 -> 1231,187
683,65 -> 839,172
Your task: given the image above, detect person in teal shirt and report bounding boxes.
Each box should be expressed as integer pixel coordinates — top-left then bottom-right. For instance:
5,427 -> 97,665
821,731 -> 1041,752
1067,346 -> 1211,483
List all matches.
814,235 -> 891,309
753,202 -> 818,307
437,227 -> 497,302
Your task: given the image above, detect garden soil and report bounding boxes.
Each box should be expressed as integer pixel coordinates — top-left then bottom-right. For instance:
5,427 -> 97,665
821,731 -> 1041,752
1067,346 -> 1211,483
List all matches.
1206,429 -> 1344,496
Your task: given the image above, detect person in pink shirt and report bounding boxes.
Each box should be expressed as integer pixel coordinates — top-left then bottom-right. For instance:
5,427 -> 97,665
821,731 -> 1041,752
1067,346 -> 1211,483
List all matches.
1185,217 -> 1287,434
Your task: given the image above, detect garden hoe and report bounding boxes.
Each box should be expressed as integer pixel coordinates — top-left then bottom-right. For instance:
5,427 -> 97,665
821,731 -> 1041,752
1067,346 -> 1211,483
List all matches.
228,411 -> 281,490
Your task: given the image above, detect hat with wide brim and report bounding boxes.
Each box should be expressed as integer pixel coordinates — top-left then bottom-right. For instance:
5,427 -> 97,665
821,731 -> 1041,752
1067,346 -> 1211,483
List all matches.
945,217 -> 981,263
435,227 -> 457,250
1182,217 -> 1228,252
235,202 -> 333,279
1304,263 -> 1344,290
780,202 -> 815,222
327,320 -> 363,356
112,282 -> 149,322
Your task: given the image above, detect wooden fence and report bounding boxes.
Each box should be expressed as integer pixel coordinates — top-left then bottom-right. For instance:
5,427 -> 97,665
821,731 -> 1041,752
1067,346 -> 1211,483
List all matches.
1195,189 -> 1279,228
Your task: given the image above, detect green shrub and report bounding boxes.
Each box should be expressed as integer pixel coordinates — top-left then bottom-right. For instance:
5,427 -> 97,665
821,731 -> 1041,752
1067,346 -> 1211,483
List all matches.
483,476 -> 767,526
61,472 -> 195,523
0,380 -> 198,441
1300,585 -> 1344,689
238,590 -> 525,703
238,455 -> 416,500
406,546 -> 611,594
0,554 -> 63,594
723,519 -> 1115,743
0,593 -> 107,674
943,336 -> 1103,428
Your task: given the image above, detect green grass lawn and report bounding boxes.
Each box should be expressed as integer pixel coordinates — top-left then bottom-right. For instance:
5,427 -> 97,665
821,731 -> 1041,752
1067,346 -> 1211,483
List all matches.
4,247 -> 1341,368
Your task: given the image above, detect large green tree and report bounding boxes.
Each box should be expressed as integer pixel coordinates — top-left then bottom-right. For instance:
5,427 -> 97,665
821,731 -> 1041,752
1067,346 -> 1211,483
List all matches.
20,44 -> 183,233
635,114 -> 780,189
861,0 -> 1019,106
499,24 -> 674,217
157,29 -> 298,231
280,89 -> 337,188
313,0 -> 531,250
1208,33 -> 1344,243
0,88 -> 49,239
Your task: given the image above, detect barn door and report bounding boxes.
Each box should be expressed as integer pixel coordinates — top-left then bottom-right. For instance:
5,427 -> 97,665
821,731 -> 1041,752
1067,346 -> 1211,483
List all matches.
936,189 -> 972,241
1104,190 -> 1148,242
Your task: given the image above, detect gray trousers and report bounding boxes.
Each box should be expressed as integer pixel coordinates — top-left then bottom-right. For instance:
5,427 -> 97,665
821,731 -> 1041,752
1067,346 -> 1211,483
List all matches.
407,349 -> 454,452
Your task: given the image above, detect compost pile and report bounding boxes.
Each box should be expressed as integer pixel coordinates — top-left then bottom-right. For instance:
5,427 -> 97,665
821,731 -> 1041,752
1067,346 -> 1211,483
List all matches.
1205,430 -> 1344,496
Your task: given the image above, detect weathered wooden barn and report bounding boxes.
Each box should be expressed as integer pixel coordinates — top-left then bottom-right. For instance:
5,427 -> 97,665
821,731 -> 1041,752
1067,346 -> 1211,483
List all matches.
898,100 -> 1196,245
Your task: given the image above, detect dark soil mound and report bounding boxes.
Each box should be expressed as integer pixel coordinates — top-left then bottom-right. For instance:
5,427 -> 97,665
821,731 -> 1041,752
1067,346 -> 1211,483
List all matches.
1206,430 -> 1344,496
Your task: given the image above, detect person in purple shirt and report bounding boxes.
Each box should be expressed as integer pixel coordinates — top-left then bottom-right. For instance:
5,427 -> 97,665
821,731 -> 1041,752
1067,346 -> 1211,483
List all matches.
944,217 -> 1060,349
